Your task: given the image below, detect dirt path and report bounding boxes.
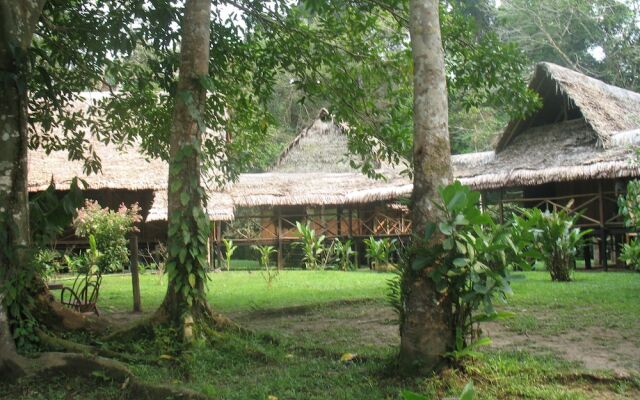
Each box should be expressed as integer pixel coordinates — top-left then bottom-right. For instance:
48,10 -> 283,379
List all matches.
230,299 -> 640,374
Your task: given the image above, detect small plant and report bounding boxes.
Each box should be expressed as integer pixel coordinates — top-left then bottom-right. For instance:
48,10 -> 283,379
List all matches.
363,236 -> 395,270
150,243 -> 168,284
33,248 -> 62,282
620,240 -> 640,271
618,180 -> 640,271
253,245 -> 278,287
73,200 -> 142,273
395,181 -> 526,362
222,239 -> 238,271
512,205 -> 590,281
295,221 -> 325,270
64,235 -> 102,275
402,380 -> 476,400
334,239 -> 356,271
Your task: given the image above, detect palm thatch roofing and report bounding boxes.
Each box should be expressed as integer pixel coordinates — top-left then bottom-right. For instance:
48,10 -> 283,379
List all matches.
28,100 -> 412,222
453,62 -> 640,190
234,114 -> 412,207
28,92 -> 235,221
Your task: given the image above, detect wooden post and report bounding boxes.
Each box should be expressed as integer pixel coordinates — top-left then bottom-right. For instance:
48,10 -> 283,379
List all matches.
583,239 -> 592,270
129,234 -> 142,312
598,181 -> 607,270
348,208 -> 356,267
337,206 -> 342,237
276,209 -> 283,269
498,190 -> 504,224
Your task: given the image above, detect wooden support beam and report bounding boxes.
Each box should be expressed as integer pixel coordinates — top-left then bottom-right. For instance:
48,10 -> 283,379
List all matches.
276,209 -> 283,270
129,234 -> 142,312
598,181 -> 608,270
583,239 -> 592,270
498,190 -> 504,224
337,206 -> 342,236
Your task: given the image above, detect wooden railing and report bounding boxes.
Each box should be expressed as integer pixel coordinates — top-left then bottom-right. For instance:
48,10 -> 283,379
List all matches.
499,191 -> 623,228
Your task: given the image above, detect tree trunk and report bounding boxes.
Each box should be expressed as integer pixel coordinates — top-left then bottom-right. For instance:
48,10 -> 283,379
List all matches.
157,0 -> 213,336
399,0 -> 454,374
0,0 -> 47,378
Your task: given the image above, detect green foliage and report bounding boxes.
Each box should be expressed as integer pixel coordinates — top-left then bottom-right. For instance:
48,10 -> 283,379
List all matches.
405,181 -> 526,354
73,200 -> 141,273
165,143 -> 213,310
498,0 -> 640,92
402,380 -> 476,400
295,222 -> 325,270
33,248 -> 62,282
63,234 -> 103,276
252,245 -> 278,287
512,207 -> 591,282
363,236 -> 396,270
620,240 -> 640,271
619,179 -> 640,228
333,239 -> 356,271
222,239 -> 238,272
618,179 -> 640,271
445,331 -> 493,362
29,177 -> 86,246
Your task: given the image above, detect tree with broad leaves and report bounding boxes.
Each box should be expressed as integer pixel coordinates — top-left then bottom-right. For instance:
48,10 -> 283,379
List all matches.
1,0 -> 538,383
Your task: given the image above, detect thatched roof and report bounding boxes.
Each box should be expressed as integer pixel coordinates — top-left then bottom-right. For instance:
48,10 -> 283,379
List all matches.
497,62 -> 640,151
29,101 -> 412,221
231,172 -> 412,207
454,63 -> 640,190
272,115 -> 358,172
28,92 -> 235,221
146,189 -> 235,222
238,112 -> 413,207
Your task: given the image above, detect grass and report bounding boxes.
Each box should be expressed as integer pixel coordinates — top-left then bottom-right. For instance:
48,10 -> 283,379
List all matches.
504,272 -> 640,341
3,270 -> 640,399
97,269 -> 391,313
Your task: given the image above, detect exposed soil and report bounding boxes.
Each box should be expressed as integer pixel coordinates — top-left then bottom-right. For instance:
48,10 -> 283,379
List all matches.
229,299 -> 640,375
101,298 -> 639,375
484,322 -> 640,374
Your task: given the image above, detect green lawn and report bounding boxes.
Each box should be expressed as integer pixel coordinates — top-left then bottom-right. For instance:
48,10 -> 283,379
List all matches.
96,269 -> 391,313
3,270 -> 640,399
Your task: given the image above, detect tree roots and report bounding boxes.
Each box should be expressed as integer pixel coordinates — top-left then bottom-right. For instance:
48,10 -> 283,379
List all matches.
2,293 -> 257,399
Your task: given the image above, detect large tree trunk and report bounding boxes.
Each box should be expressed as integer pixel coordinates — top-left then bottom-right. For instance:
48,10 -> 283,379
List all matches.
399,0 -> 454,374
0,0 -> 47,378
156,0 -> 213,336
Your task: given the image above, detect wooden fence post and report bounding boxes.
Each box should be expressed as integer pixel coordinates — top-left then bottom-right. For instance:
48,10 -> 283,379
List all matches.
129,234 -> 142,312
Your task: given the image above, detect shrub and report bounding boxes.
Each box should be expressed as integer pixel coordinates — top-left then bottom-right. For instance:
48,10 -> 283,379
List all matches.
33,248 -> 62,282
513,206 -> 590,281
63,234 -> 102,275
363,236 -> 395,270
72,200 -> 141,273
252,245 -> 278,286
395,182 -> 526,360
294,221 -> 325,270
333,239 -> 356,270
618,180 -> 640,271
222,239 -> 238,271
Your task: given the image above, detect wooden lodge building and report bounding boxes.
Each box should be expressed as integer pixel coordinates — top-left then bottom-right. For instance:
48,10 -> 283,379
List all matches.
28,102 -> 414,267
28,62 -> 640,269
452,62 -> 640,268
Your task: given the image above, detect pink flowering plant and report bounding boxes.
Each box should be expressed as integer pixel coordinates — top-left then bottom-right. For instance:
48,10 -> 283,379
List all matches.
72,200 -> 142,273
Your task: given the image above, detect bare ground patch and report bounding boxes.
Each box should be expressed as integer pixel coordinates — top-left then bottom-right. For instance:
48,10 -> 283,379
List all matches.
230,299 -> 640,375
484,322 -> 640,374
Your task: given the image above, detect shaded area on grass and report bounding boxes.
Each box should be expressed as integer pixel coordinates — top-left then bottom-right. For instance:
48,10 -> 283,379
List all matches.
4,271 -> 639,399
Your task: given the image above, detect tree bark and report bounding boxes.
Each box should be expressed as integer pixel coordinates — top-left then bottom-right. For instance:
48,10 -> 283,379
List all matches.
399,0 -> 454,374
0,0 -> 48,378
157,0 -> 213,334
